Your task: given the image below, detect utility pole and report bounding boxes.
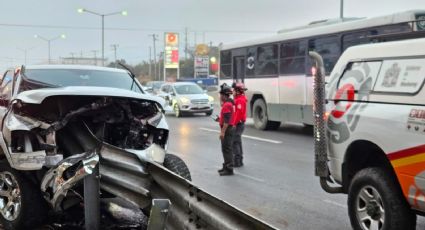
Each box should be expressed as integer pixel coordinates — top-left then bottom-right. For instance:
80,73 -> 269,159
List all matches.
149,34 -> 158,80
149,46 -> 152,78
92,50 -> 98,66
202,32 -> 206,44
158,52 -> 164,81
70,52 -> 75,64
111,44 -> 119,68
194,32 -> 197,47
340,0 -> 344,19
185,27 -> 188,60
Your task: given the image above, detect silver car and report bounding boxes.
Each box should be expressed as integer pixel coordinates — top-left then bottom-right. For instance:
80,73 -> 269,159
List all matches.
159,82 -> 214,117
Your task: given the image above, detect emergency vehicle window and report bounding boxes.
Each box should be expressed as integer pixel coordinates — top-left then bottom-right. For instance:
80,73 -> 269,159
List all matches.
373,58 -> 425,94
338,61 -> 382,97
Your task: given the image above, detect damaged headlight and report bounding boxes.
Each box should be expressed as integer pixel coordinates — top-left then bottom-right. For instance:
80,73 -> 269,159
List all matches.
147,112 -> 163,127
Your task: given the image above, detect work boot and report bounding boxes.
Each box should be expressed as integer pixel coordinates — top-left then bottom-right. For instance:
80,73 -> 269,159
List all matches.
217,164 -> 226,173
234,160 -> 243,168
219,169 -> 234,176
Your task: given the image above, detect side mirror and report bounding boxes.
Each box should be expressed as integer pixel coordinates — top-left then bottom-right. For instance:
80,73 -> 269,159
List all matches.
170,92 -> 176,96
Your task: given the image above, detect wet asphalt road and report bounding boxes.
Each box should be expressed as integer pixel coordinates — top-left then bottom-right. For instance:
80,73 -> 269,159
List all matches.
165,112 -> 425,230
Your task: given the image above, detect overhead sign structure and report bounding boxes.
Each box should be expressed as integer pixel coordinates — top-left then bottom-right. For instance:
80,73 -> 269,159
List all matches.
164,32 -> 179,80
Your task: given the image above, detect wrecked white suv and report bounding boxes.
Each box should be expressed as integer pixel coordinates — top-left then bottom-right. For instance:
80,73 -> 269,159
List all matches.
0,65 -> 190,229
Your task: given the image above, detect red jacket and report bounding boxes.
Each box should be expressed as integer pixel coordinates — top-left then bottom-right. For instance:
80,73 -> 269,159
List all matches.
219,100 -> 235,127
233,94 -> 247,124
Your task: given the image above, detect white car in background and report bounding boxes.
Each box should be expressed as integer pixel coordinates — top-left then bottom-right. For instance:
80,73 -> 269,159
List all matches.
159,82 -> 214,117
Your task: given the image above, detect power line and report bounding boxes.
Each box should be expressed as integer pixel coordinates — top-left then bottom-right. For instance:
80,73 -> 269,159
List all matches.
0,23 -> 275,34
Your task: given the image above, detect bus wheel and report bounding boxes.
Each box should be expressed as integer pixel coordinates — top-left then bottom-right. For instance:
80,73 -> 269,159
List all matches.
348,167 -> 416,230
253,99 -> 280,130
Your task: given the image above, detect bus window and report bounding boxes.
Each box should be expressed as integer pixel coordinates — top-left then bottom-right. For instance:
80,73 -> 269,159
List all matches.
256,44 -> 278,76
220,50 -> 232,79
309,36 -> 340,74
342,31 -> 370,51
233,56 -> 246,82
280,40 -> 307,75
246,47 -> 256,77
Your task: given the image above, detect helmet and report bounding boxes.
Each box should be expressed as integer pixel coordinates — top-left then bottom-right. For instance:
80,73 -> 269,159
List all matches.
232,82 -> 247,93
219,83 -> 233,96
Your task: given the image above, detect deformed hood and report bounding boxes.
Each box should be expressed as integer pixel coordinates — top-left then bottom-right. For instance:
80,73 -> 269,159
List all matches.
15,86 -> 166,105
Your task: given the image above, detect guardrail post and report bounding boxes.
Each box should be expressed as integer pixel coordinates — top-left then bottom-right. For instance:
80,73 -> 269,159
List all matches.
147,199 -> 172,230
84,164 -> 100,230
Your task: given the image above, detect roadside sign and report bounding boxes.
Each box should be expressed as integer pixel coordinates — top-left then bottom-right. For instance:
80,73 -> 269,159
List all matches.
194,56 -> 209,78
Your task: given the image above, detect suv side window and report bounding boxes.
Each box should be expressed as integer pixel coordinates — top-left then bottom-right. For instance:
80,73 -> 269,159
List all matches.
161,85 -> 169,93
337,61 -> 382,98
373,58 -> 425,94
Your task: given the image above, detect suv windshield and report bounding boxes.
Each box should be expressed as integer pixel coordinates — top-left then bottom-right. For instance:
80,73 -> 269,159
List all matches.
174,84 -> 203,95
24,69 -> 142,92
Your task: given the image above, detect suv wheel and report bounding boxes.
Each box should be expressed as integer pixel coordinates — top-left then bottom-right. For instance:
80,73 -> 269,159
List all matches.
0,160 -> 48,230
348,167 -> 416,230
163,154 -> 191,181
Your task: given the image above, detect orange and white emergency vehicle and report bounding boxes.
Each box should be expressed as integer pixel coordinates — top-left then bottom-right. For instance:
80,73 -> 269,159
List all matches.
311,38 -> 425,230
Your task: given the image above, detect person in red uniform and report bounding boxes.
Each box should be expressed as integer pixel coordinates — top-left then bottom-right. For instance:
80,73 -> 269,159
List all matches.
217,84 -> 235,176
232,82 -> 247,167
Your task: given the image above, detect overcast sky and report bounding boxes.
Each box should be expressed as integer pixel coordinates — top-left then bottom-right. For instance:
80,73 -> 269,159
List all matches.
0,0 -> 423,69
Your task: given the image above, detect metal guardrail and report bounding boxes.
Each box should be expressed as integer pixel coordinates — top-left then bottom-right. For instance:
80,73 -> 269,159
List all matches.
72,122 -> 277,230
148,163 -> 278,230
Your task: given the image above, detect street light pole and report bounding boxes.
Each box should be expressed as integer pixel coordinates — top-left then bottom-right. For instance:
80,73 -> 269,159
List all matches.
17,47 -> 35,65
78,8 -> 127,66
102,15 -> 105,66
34,34 -> 66,64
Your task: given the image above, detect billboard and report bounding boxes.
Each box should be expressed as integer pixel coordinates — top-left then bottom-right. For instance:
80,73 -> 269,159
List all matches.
194,56 -> 209,78
164,32 -> 179,69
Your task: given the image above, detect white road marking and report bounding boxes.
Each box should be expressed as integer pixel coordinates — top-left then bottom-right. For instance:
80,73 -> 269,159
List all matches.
199,128 -> 282,144
323,199 -> 347,208
234,171 -> 265,183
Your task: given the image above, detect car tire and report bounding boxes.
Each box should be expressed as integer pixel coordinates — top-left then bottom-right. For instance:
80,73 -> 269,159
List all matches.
252,99 -> 281,130
163,154 -> 191,181
206,110 -> 213,116
0,160 -> 48,230
348,167 -> 416,230
174,104 -> 183,118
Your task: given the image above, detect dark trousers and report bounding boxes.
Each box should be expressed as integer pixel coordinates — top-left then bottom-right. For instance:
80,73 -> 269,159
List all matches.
233,122 -> 245,164
221,126 -> 234,170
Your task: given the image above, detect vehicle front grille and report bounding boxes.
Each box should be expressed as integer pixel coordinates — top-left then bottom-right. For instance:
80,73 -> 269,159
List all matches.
191,99 -> 209,104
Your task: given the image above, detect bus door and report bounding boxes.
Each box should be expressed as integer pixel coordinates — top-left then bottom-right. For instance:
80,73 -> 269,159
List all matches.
233,56 -> 245,83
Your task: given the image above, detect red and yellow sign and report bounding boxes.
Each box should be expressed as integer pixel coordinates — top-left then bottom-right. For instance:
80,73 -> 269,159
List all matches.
164,32 -> 179,69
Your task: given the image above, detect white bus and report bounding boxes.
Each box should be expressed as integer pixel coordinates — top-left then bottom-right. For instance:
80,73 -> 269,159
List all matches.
220,10 -> 425,130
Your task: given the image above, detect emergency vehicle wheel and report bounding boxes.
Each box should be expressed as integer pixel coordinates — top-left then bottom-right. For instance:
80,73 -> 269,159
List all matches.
0,160 -> 48,230
348,167 -> 416,230
252,99 -> 280,130
163,154 -> 191,181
